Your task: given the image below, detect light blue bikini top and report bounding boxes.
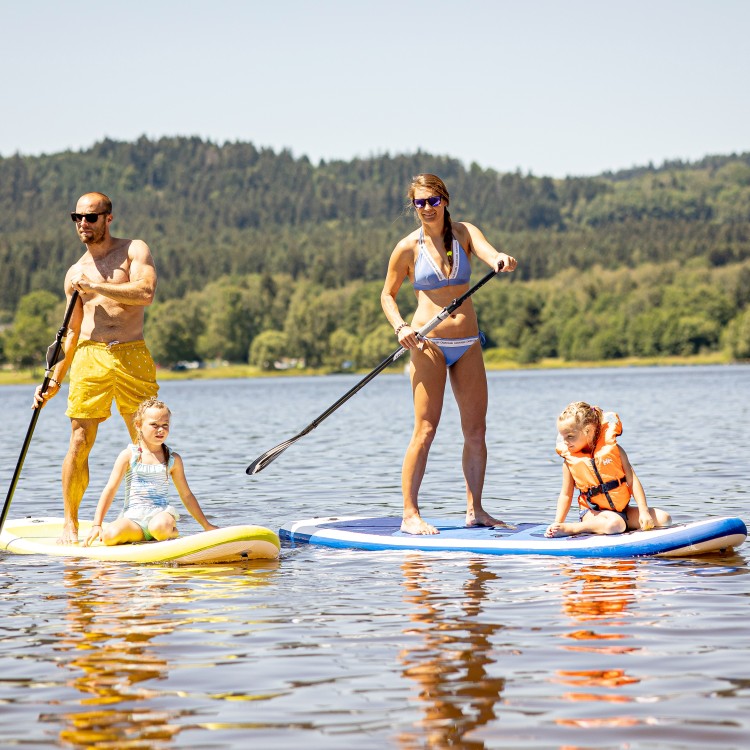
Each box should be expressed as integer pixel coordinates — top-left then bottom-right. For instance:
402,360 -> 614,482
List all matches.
413,229 -> 471,291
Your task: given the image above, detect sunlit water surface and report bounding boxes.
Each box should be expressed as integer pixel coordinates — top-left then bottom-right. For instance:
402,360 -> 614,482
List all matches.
1,365 -> 748,749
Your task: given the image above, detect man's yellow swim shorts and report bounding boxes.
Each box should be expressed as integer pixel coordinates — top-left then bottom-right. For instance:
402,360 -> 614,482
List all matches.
66,340 -> 159,420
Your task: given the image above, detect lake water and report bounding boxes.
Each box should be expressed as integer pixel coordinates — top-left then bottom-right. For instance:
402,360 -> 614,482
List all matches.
1,365 -> 748,749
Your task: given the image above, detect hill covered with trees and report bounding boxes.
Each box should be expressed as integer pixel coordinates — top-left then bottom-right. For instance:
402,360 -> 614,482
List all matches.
1,136 -> 749,368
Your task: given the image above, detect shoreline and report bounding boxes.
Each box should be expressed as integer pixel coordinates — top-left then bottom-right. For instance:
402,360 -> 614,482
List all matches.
0,352 -> 735,386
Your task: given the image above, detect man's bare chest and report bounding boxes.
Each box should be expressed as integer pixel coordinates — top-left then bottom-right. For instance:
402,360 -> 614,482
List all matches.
81,252 -> 130,283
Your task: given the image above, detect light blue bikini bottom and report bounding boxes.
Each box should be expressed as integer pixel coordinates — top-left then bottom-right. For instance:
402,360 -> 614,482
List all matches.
427,336 -> 480,367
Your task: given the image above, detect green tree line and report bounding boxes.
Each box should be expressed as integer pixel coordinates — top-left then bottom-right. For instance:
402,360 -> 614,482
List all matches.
6,258 -> 750,370
1,136 -> 750,366
1,137 -> 749,312
148,258 -> 750,366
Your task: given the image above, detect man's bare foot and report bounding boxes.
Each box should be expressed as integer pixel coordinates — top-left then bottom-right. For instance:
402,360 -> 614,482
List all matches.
545,522 -> 575,538
401,515 -> 439,535
57,521 -> 79,545
466,509 -> 512,529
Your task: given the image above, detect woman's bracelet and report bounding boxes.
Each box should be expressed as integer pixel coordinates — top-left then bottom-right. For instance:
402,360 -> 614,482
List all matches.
394,323 -> 409,337
48,377 -> 61,388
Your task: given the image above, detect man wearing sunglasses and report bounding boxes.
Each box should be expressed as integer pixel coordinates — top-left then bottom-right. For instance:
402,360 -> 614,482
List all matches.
34,192 -> 159,544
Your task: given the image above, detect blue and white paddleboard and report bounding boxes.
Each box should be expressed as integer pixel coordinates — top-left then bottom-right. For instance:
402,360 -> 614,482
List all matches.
280,515 -> 747,558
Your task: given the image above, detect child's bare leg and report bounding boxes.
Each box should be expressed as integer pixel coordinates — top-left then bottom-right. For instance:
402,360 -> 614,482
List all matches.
627,505 -> 672,531
627,506 -> 672,530
148,511 -> 178,541
546,510 -> 626,538
546,521 -> 576,537
102,518 -> 146,546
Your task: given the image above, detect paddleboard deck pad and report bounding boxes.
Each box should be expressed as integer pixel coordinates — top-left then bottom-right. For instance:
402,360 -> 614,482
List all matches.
280,515 -> 747,558
1,517 -> 280,564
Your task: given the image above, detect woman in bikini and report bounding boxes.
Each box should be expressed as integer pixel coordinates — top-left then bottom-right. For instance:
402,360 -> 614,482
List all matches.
381,173 -> 517,535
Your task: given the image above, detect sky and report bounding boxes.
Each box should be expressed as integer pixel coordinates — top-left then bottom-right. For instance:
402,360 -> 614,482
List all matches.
1,0 -> 748,178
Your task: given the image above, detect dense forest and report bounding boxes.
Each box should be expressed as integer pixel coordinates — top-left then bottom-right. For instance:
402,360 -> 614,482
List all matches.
1,136 -> 750,368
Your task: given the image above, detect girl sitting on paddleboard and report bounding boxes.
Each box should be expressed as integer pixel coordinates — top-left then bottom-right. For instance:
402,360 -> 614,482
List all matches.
84,397 -> 217,546
545,401 -> 671,538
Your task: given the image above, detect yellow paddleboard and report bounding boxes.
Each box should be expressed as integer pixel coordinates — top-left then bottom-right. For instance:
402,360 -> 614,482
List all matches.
0,517 -> 280,565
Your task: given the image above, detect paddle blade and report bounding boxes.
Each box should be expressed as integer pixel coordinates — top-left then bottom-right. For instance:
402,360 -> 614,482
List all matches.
246,437 -> 298,475
45,340 -> 65,370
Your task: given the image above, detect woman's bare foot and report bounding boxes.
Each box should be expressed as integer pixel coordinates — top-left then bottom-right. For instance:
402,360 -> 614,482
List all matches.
466,509 -> 511,529
401,514 -> 439,535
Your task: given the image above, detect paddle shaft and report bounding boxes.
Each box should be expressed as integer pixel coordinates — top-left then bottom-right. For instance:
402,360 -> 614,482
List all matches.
0,291 -> 79,532
246,267 -> 499,474
306,267 -> 499,428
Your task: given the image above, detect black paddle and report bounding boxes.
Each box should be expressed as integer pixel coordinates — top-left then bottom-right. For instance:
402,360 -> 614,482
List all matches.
246,267 -> 501,475
0,291 -> 79,533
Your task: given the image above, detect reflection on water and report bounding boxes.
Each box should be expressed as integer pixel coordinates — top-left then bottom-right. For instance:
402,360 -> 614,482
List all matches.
397,557 -> 505,749
560,560 -> 639,627
50,566 -> 184,747
33,562 -> 280,748
554,562 -> 643,731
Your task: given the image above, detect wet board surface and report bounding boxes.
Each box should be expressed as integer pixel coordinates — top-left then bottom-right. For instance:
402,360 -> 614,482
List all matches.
280,515 -> 747,558
1,517 -> 280,565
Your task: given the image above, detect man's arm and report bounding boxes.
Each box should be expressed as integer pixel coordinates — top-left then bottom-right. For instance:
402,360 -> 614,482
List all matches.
71,240 -> 157,306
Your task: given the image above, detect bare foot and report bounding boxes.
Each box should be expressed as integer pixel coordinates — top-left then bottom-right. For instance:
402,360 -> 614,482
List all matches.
466,509 -> 512,529
545,522 -> 576,538
57,521 -> 79,545
401,515 -> 439,535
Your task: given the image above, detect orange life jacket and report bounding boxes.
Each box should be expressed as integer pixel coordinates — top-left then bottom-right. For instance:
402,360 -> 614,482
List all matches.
556,412 -> 631,513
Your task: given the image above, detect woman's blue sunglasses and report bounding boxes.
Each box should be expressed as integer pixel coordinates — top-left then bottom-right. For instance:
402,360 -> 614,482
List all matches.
413,196 -> 442,209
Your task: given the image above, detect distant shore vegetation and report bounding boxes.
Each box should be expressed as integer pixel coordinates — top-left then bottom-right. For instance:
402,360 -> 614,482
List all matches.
1,137 -> 749,370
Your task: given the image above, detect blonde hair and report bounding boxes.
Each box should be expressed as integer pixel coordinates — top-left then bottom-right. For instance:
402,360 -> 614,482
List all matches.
408,173 -> 454,266
134,397 -> 172,464
134,397 -> 171,426
558,401 -> 603,451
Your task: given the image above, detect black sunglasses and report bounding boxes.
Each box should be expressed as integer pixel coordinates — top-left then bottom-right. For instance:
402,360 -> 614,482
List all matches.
413,196 -> 442,209
70,211 -> 108,223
